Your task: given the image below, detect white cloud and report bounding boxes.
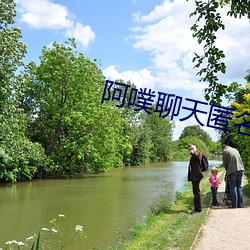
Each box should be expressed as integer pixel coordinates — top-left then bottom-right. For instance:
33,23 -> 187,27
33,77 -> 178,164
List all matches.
130,0 -> 250,91
16,0 -> 73,29
130,0 -> 200,91
103,65 -> 155,90
132,1 -> 174,23
65,22 -> 95,48
214,7 -> 250,81
16,0 -> 95,48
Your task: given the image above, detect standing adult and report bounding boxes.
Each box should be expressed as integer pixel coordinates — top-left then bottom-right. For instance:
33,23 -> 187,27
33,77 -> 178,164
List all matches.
222,144 -> 244,208
188,143 -> 204,214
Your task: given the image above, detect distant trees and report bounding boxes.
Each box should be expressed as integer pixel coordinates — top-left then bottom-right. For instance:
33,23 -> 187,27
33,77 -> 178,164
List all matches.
178,136 -> 209,156
129,105 -> 173,165
179,125 -> 212,146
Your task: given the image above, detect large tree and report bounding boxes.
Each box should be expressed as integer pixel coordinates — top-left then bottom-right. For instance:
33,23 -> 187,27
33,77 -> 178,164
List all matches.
24,39 -> 129,175
0,0 -> 47,182
190,0 -> 250,104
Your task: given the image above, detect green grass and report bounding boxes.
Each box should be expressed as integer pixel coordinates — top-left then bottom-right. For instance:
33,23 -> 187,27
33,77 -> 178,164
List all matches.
243,177 -> 250,197
111,171 -> 225,250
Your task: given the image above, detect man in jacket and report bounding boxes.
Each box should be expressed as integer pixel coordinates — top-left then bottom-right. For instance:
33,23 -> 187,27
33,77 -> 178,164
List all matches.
188,143 -> 204,214
222,144 -> 244,208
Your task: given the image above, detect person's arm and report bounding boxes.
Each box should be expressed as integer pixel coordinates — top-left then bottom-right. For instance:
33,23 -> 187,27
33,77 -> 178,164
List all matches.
210,176 -> 218,185
223,152 -> 228,171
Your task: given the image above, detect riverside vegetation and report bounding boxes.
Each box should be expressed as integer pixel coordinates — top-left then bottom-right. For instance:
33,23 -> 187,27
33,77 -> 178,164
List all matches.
1,0 -> 249,184
110,167 -> 224,250
1,0 -> 250,248
1,0 -> 222,183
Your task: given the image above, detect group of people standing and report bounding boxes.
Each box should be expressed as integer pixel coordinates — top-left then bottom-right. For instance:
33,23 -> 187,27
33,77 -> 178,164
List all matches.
188,143 -> 244,214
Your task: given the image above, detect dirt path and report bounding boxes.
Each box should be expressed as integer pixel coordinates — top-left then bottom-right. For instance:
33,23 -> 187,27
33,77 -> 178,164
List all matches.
192,173 -> 250,250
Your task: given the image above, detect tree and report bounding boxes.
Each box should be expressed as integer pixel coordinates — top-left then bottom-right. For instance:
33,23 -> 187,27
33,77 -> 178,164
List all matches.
190,0 -> 250,104
0,0 -> 48,182
143,105 -> 174,162
179,125 -> 212,146
178,136 -> 209,156
101,80 -> 174,165
226,72 -> 250,176
0,0 -> 27,108
24,39 -> 129,175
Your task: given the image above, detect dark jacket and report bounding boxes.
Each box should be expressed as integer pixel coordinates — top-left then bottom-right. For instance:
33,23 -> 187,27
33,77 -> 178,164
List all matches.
188,150 -> 203,182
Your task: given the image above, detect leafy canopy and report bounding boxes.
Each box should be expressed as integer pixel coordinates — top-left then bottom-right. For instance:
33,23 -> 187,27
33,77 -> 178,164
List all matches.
189,0 -> 250,104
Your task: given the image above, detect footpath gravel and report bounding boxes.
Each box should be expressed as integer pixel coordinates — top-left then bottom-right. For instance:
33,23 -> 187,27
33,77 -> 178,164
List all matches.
192,174 -> 250,250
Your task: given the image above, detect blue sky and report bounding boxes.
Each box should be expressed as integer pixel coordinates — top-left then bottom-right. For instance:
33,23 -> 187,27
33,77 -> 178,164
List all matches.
14,0 -> 250,141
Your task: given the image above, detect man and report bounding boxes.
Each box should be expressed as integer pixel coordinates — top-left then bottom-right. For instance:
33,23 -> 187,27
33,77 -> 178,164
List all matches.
188,143 -> 204,214
222,144 -> 244,208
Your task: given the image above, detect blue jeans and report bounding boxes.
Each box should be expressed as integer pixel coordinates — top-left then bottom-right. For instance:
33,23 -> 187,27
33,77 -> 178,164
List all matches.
211,187 -> 218,205
228,170 -> 244,208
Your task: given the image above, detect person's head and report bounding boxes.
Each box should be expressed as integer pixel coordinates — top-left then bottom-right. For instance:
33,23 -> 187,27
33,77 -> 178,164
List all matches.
222,144 -> 228,150
211,167 -> 218,176
188,143 -> 197,155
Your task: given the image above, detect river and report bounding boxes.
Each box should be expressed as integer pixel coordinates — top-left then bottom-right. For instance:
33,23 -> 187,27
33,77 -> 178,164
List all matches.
0,159 -> 222,249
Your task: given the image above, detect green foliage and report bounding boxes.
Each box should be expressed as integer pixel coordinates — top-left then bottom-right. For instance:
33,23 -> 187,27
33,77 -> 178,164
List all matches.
102,81 -> 175,166
189,0 -> 250,104
0,0 -> 48,182
0,108 -> 50,182
179,125 -> 213,147
144,107 -> 173,162
0,0 -> 178,181
209,141 -> 222,154
0,0 -> 27,107
128,105 -> 174,165
178,136 -> 209,155
219,72 -> 250,177
24,39 -> 131,175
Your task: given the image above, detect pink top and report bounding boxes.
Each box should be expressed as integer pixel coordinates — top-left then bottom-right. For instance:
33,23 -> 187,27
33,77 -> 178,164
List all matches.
209,175 -> 219,188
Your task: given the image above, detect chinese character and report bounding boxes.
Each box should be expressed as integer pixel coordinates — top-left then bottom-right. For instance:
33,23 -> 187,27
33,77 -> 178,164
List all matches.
154,92 -> 182,119
234,111 -> 250,136
179,98 -> 208,126
128,88 -> 138,107
207,104 -> 234,131
134,88 -> 155,114
101,80 -> 113,103
101,80 -> 131,108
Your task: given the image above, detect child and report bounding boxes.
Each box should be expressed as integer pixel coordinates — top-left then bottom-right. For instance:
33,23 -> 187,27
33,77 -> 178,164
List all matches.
209,168 -> 220,206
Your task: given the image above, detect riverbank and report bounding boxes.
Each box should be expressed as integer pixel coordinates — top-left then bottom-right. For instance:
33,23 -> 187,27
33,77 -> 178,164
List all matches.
112,168 -> 224,249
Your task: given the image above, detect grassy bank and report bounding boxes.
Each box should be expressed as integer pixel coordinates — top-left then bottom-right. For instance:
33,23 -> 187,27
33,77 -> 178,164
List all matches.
111,169 -> 225,250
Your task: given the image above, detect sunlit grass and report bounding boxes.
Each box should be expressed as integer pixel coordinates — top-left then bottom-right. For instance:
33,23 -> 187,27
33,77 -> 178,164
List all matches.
111,172 -> 222,250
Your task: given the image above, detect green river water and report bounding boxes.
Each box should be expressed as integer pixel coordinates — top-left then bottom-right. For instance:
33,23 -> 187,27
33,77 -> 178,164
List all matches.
0,159 -> 221,249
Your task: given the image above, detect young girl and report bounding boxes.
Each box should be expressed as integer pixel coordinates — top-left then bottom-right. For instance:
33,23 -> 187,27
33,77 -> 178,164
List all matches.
209,168 -> 220,206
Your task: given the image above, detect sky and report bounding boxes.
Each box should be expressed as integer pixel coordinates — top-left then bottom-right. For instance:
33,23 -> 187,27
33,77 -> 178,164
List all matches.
14,0 -> 250,141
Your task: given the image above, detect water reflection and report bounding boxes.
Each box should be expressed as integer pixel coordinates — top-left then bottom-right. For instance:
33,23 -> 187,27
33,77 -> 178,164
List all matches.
0,160 -> 221,249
